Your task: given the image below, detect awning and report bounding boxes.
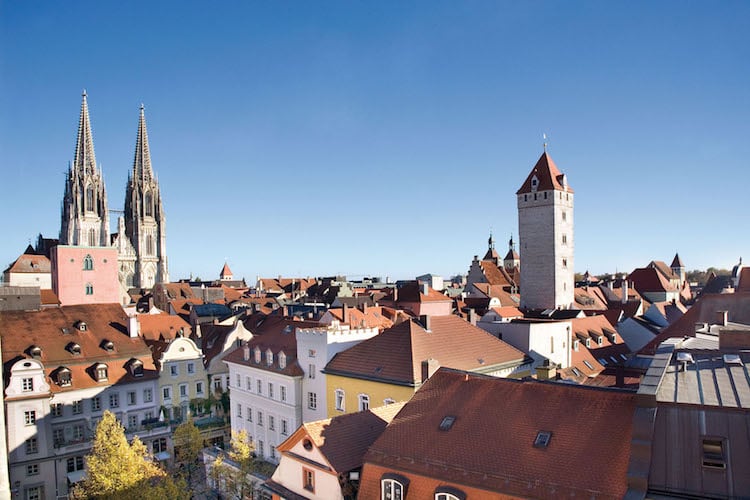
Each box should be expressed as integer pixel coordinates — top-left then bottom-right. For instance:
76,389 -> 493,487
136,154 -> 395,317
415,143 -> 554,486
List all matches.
154,451 -> 171,461
67,470 -> 86,484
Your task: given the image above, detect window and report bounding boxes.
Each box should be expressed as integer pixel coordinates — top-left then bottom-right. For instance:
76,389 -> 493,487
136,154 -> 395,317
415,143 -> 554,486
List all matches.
550,336 -> 554,354
280,385 -> 286,402
237,404 -> 242,418
534,431 -> 552,448
127,391 -> 137,405
281,419 -> 288,435
128,414 -> 138,429
435,494 -> 462,500
91,396 -> 101,412
153,438 -> 167,454
196,381 -> 204,395
308,392 -> 317,410
268,383 -> 274,399
308,349 -> 316,358
109,393 -> 119,408
144,388 -> 153,403
26,486 -> 43,500
95,364 -> 108,381
180,384 -> 188,398
702,438 -> 726,469
53,428 -> 65,446
72,400 -> 82,414
335,389 -> 345,411
214,378 -> 222,391
72,424 -> 84,441
25,437 -> 38,454
58,368 -> 72,386
381,478 -> 404,500
51,403 -> 63,417
308,364 -> 316,379
269,415 -> 275,431
266,349 -> 273,366
279,352 -> 287,369
359,394 -> 370,411
257,411 -> 263,426
303,468 -> 315,493
22,377 -> 33,392
236,374 -> 241,387
24,411 -> 36,425
258,441 -> 264,457
170,365 -> 178,376
83,254 -> 94,271
163,387 -> 171,400
85,283 -> 94,295
246,407 -> 252,422
86,185 -> 95,212
26,464 -> 39,476
573,339 -> 579,351
246,376 -> 251,390
146,235 -> 154,255
187,362 -> 195,374
562,211 -> 567,221
562,258 -> 568,268
562,234 -> 567,245
254,346 -> 261,363
67,456 -> 84,472
257,380 -> 262,394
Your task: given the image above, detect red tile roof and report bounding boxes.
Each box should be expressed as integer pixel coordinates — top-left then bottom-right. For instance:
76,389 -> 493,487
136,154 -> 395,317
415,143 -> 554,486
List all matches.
3,252 -> 51,274
220,262 -> 233,279
324,316 -> 527,386
516,151 -> 574,195
360,368 -> 634,499
396,281 -> 452,303
478,261 -> 515,288
323,305 -> 394,331
628,267 -> 677,293
40,289 -> 60,305
137,312 -> 191,341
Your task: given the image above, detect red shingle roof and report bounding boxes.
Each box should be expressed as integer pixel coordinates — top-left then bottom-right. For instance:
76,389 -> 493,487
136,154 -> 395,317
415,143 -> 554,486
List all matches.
3,253 -> 51,274
516,152 -> 574,195
360,368 -> 634,499
324,316 -> 526,386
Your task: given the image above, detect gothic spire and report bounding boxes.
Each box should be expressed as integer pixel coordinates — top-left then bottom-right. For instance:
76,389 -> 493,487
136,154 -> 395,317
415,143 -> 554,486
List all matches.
73,90 -> 97,176
132,103 -> 153,182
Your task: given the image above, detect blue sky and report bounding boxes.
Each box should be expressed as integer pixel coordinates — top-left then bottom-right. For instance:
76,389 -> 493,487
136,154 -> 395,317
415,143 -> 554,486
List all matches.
1,1 -> 748,282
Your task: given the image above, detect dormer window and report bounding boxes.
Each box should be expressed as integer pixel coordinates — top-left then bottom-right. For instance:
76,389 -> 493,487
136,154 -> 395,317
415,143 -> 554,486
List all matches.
597,336 -> 603,346
29,346 -> 42,359
531,175 -> 539,192
94,363 -> 108,382
573,339 -> 579,351
584,338 -> 591,348
67,343 -> 82,355
57,367 -> 72,387
75,321 -> 87,332
266,349 -> 273,366
101,340 -> 115,352
130,359 -> 144,377
278,352 -> 287,370
254,347 -> 261,364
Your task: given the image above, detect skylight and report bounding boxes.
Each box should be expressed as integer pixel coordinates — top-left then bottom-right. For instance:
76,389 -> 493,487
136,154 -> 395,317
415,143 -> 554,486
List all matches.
583,360 -> 594,370
723,354 -> 743,366
534,431 -> 552,448
439,416 -> 456,431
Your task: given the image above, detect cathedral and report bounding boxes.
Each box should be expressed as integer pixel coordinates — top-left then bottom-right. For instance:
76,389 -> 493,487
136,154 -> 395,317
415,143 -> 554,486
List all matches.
57,91 -> 168,300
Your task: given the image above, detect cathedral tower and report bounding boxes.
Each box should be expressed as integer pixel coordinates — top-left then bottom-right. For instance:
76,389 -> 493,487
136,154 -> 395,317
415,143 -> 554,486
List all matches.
60,91 -> 110,246
517,151 -> 574,310
124,105 -> 168,288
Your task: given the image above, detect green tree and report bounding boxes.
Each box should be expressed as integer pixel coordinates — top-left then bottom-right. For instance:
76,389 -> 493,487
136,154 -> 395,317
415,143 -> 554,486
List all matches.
208,430 -> 263,499
173,417 -> 203,487
71,411 -> 188,500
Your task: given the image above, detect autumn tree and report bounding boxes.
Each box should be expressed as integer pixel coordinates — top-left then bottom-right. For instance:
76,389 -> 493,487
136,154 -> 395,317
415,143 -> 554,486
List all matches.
173,417 -> 204,487
71,410 -> 187,500
208,430 -> 264,499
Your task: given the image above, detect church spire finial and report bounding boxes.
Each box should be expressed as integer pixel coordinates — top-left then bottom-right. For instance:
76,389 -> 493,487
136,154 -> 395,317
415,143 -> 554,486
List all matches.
543,133 -> 548,152
509,234 -> 514,250
488,230 -> 495,249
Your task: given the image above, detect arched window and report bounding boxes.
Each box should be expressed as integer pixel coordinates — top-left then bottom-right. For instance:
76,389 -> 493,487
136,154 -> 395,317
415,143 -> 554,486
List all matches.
381,477 -> 405,500
86,185 -> 95,212
88,228 -> 97,246
144,191 -> 153,217
146,235 -> 154,255
83,254 -> 94,271
94,363 -> 108,381
85,283 -> 94,295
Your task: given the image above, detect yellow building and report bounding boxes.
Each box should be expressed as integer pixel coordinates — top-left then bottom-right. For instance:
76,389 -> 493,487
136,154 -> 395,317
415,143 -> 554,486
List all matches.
323,315 -> 532,417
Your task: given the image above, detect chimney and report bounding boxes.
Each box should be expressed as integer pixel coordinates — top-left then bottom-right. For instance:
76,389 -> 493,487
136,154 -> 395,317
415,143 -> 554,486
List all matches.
127,315 -> 140,338
393,287 -> 398,302
608,280 -> 614,291
536,359 -> 557,381
243,344 -> 250,361
468,308 -> 477,326
343,303 -> 349,324
282,305 -> 289,317
419,315 -> 431,331
421,358 -> 440,383
716,310 -> 728,326
361,302 -> 368,315
421,282 -> 429,296
622,280 -> 628,304
195,323 -> 202,338
148,296 -> 155,311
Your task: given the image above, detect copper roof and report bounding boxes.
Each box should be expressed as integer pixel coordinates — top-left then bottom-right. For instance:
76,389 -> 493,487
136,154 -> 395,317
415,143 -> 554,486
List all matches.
516,151 -> 574,195
360,369 -> 634,499
324,316 -> 527,386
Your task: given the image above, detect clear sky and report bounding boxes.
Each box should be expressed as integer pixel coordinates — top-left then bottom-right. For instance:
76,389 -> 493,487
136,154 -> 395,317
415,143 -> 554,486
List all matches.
1,1 -> 748,283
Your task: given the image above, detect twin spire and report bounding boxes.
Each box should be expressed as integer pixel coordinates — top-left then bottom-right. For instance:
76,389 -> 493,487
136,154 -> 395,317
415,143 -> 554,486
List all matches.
132,103 -> 154,183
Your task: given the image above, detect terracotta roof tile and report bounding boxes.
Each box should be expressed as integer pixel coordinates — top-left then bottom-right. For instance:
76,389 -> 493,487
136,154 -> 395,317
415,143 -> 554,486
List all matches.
137,312 -> 191,341
516,152 -> 574,195
324,316 -> 527,386
628,267 -> 677,293
360,369 -> 634,499
4,253 -> 51,274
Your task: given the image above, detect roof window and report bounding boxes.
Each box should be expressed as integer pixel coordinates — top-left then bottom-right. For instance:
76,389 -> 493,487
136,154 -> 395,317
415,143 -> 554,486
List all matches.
533,431 -> 552,448
439,416 -> 456,431
130,359 -> 144,377
57,367 -> 72,387
583,360 -> 595,370
723,354 -> 743,366
94,363 -> 108,382
29,345 -> 42,359
67,342 -> 82,355
101,339 -> 115,352
75,321 -> 87,332
254,347 -> 261,364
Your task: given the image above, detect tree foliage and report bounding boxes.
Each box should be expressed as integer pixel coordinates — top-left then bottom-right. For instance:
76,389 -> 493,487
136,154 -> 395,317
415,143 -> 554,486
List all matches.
208,430 -> 263,499
71,410 -> 187,500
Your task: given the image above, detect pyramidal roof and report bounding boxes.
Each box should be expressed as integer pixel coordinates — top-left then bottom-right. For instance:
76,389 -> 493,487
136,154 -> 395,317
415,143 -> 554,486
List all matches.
72,91 -> 97,176
516,151 -> 573,195
671,253 -> 684,268
220,262 -> 233,279
132,104 -> 153,182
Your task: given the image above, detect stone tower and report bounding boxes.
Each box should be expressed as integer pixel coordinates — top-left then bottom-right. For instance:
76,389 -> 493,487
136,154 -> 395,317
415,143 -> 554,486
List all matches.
517,151 -> 574,310
60,91 -> 110,246
124,105 -> 168,288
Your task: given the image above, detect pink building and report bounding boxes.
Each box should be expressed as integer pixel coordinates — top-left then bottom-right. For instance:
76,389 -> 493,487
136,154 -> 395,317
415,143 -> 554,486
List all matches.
51,246 -> 120,306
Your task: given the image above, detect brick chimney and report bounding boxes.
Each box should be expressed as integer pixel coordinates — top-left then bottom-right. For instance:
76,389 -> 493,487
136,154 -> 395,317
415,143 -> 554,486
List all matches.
536,359 -> 557,381
468,308 -> 477,326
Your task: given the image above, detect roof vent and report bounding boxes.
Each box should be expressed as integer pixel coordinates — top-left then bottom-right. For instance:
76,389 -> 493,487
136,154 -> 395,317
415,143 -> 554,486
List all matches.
439,416 -> 456,431
534,431 -> 552,448
723,354 -> 743,366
